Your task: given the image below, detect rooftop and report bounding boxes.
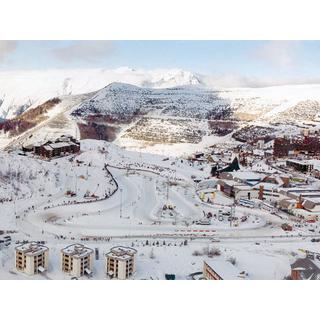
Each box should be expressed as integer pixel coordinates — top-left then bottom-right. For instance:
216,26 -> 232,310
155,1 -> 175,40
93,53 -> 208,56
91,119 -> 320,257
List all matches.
254,182 -> 279,191
230,171 -> 264,181
15,242 -> 48,256
61,244 -> 93,258
48,141 -> 77,149
287,159 -> 314,166
106,246 -> 137,260
205,260 -> 245,280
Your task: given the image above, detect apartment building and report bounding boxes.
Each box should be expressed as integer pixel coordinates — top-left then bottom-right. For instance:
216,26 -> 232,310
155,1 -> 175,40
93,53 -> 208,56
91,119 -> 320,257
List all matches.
15,242 -> 49,275
105,246 -> 137,280
61,244 -> 94,278
203,260 -> 244,280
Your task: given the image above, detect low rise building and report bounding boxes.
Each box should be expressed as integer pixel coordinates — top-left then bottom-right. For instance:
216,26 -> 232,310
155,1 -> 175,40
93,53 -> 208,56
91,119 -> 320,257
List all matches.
217,179 -> 258,200
286,159 -> 314,173
27,135 -> 80,159
105,246 -> 137,280
61,244 -> 94,278
203,260 -> 245,280
219,170 -> 263,185
15,242 -> 49,275
233,185 -> 259,200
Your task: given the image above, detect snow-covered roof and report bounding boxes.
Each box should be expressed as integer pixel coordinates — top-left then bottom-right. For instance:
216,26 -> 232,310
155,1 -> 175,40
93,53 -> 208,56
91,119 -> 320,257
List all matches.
61,244 -> 93,258
254,182 -> 279,191
49,142 -> 76,149
281,188 -> 320,198
287,159 -> 314,166
230,171 -> 264,181
106,246 -> 137,260
16,242 -> 48,256
291,259 -> 320,280
217,179 -> 245,187
205,260 -> 243,280
234,185 -> 254,191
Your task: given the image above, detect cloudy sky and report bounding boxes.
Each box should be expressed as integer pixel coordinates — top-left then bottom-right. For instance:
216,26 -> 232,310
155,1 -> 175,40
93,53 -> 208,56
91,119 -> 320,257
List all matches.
1,40 -> 320,86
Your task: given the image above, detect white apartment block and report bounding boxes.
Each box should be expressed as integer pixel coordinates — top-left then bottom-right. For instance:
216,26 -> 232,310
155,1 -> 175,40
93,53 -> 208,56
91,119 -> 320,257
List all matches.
15,242 -> 49,275
61,244 -> 94,278
105,246 -> 137,280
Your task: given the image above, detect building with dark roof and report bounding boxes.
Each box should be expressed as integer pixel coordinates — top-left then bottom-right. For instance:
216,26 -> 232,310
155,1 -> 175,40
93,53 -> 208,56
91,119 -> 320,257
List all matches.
291,258 -> 320,280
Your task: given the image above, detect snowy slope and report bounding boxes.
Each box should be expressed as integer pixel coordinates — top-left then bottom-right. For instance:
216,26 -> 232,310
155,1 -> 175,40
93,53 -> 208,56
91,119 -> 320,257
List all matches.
2,66 -> 320,122
218,84 -> 320,121
71,82 -> 229,120
0,68 -> 202,119
0,143 -> 117,201
3,67 -> 320,156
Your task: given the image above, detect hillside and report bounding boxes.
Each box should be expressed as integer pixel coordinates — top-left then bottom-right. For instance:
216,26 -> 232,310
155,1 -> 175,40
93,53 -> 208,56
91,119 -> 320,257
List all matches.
0,68 -> 203,119
71,82 -> 230,121
2,76 -> 320,155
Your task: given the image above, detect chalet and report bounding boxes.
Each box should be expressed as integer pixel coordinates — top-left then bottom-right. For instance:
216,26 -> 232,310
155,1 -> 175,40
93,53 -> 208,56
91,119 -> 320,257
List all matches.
30,135 -> 80,159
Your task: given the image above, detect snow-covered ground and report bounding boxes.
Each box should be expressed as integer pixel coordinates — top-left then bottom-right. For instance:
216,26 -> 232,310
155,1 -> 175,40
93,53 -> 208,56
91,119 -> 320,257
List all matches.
0,238 -> 307,280
1,139 -> 320,280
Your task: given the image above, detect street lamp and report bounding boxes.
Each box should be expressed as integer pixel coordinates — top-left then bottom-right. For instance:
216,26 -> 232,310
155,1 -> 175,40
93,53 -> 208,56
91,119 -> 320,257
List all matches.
120,188 -> 123,219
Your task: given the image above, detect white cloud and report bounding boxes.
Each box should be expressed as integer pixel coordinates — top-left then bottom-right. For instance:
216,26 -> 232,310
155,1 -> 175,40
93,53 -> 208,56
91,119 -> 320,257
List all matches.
0,40 -> 17,62
253,41 -> 299,68
202,73 -> 320,88
52,41 -> 116,63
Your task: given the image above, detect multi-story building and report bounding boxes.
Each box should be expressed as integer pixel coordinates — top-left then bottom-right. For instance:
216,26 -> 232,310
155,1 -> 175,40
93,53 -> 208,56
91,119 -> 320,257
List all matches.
203,260 -> 244,280
61,244 -> 94,278
105,246 -> 137,280
274,136 -> 320,157
15,242 -> 49,275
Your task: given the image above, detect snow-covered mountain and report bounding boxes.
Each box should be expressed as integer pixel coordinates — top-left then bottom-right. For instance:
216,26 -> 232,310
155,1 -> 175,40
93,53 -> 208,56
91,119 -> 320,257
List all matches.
71,82 -> 229,121
3,68 -> 320,154
2,67 -> 320,122
0,67 -> 202,119
70,82 -> 320,124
